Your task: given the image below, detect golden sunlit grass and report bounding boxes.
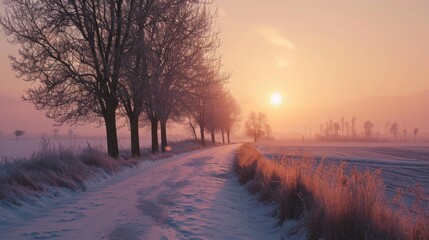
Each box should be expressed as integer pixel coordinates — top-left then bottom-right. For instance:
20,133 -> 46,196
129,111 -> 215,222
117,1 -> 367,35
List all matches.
270,92 -> 282,106
234,143 -> 429,240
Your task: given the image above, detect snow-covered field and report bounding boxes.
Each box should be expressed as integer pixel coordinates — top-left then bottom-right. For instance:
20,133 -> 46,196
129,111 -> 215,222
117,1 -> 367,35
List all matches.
258,141 -> 429,208
0,144 -> 303,240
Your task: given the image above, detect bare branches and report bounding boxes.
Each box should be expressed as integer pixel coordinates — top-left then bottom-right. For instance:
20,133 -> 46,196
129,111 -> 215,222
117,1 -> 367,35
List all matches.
245,112 -> 269,142
1,0 -> 141,157
1,0 -> 234,156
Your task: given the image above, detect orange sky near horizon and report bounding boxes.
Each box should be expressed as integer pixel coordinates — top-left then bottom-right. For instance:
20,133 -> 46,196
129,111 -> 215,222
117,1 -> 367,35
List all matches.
0,1 -> 428,139
215,0 -> 429,137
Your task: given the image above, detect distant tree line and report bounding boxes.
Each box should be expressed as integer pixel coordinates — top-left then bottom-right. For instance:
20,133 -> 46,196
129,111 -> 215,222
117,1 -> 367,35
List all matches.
317,117 -> 419,141
1,0 -> 241,157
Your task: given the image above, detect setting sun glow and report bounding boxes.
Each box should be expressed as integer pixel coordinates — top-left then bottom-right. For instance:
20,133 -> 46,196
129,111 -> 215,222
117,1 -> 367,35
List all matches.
270,93 -> 282,106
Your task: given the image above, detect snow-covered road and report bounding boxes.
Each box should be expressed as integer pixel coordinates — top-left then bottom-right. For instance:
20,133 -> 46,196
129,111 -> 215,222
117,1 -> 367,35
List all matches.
1,144 -> 290,240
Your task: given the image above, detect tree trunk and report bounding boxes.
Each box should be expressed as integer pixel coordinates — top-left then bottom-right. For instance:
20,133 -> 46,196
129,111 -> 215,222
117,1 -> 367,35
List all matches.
104,112 -> 119,158
190,123 -> 197,141
150,118 -> 159,153
211,130 -> 215,143
221,130 -> 225,144
129,113 -> 140,157
192,128 -> 197,141
227,131 -> 231,144
200,126 -> 205,147
160,120 -> 168,153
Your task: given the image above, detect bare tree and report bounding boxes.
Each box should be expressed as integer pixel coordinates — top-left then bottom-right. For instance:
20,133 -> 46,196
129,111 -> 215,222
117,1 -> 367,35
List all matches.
190,81 -> 225,147
325,121 -> 330,136
159,3 -> 220,152
1,0 -> 140,157
245,111 -> 268,142
351,117 -> 357,138
403,129 -> 407,141
117,0 -> 162,156
120,0 -> 172,154
333,122 -> 341,137
414,128 -> 419,141
185,114 -> 198,141
363,120 -> 374,138
129,1 -> 222,152
204,89 -> 240,145
222,93 -> 241,144
189,96 -> 206,147
390,122 -> 399,139
205,95 -> 223,144
182,37 -> 229,148
345,121 -> 349,141
205,87 -> 235,144
14,130 -> 25,140
340,117 -> 345,137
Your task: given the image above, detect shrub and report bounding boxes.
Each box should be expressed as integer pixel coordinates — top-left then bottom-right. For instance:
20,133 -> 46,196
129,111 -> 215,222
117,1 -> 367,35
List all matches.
80,146 -> 121,172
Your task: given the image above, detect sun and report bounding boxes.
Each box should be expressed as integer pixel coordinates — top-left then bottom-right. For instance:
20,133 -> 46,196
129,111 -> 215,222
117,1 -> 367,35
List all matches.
270,93 -> 282,106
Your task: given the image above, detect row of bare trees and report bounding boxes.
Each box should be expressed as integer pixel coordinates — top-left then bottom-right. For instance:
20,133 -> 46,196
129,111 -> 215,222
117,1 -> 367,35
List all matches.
195,90 -> 241,146
364,121 -> 418,140
1,0 -> 240,157
319,117 -> 356,140
385,122 -> 418,141
318,117 -> 419,141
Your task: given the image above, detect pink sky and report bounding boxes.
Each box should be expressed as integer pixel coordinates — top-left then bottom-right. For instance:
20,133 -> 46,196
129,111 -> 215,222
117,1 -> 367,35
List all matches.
0,0 -> 428,139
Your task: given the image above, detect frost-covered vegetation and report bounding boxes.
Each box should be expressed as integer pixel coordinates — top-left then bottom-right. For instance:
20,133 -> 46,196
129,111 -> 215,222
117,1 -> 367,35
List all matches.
234,143 -> 429,240
0,138 -> 210,206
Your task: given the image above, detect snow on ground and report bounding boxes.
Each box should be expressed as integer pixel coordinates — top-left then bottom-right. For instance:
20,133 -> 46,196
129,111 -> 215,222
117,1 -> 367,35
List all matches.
0,144 -> 303,240
258,141 -> 429,207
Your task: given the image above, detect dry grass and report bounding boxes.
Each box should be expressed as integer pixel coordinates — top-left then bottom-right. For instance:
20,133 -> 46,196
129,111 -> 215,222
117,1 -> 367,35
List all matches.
0,139 -> 136,206
234,143 -> 429,240
0,138 -> 207,206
